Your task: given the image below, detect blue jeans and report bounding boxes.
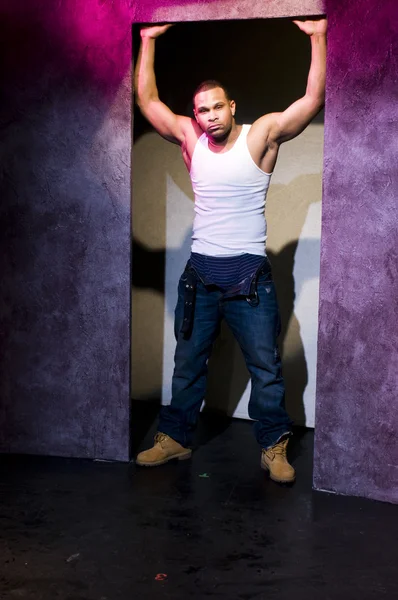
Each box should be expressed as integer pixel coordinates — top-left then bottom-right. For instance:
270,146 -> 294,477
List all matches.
158,263 -> 293,449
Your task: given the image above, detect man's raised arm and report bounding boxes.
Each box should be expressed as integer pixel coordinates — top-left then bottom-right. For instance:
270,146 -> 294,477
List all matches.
260,18 -> 327,146
135,25 -> 190,145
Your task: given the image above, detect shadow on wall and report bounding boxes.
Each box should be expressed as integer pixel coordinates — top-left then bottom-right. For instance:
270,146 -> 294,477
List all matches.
205,238 -> 321,426
131,141 -> 322,430
132,221 -> 320,422
131,132 -> 323,427
131,137 -> 323,459
131,166 -> 322,454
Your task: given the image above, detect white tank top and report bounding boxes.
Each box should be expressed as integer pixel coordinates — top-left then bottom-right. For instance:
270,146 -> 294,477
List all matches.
190,124 -> 272,256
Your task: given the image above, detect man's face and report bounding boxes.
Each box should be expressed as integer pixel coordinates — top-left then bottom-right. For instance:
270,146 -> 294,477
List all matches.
193,87 -> 236,140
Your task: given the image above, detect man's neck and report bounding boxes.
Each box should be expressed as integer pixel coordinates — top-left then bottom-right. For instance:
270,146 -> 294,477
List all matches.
207,122 -> 242,152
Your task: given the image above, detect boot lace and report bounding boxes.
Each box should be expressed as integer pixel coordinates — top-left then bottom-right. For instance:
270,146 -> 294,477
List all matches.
154,433 -> 169,447
264,439 -> 288,459
273,442 -> 287,457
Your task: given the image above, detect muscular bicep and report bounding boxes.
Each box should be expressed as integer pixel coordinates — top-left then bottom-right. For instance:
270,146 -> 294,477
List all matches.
137,98 -> 190,145
269,96 -> 322,144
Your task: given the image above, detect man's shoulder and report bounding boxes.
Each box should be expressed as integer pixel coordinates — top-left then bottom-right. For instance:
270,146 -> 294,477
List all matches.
181,118 -> 204,157
181,117 -> 202,136
247,115 -> 280,148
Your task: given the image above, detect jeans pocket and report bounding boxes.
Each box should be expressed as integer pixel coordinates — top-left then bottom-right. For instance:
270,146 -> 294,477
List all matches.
256,271 -> 273,287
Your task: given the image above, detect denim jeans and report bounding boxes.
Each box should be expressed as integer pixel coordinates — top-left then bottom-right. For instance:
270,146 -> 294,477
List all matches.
158,262 -> 293,449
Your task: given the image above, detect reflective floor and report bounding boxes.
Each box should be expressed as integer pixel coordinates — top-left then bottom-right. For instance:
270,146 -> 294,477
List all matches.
1,411 -> 397,599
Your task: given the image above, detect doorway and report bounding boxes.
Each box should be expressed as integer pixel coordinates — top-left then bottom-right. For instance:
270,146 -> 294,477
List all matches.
131,18 -> 324,444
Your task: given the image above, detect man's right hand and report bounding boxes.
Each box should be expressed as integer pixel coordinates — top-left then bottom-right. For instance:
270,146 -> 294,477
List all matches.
140,24 -> 173,39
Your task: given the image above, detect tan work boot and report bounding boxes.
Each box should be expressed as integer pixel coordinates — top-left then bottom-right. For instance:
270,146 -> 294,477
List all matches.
261,437 -> 295,483
135,433 -> 192,467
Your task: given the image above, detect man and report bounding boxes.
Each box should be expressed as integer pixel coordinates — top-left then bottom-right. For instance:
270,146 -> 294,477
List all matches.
134,19 -> 327,483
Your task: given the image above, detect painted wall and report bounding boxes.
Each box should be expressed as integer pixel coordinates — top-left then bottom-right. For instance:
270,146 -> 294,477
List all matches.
132,19 -> 324,427
314,0 -> 398,503
0,1 -> 132,460
0,0 -> 323,461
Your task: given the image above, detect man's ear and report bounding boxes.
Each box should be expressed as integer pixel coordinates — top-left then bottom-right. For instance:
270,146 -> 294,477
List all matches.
230,100 -> 236,116
193,109 -> 199,123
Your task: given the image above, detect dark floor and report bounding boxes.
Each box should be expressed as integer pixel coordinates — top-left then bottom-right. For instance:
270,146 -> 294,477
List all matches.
1,413 -> 397,600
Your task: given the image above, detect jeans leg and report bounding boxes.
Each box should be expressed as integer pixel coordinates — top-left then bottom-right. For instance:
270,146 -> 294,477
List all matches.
222,274 -> 293,448
158,273 -> 221,447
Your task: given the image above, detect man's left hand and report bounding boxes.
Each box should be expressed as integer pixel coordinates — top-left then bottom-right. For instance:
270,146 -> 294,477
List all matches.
293,17 -> 327,36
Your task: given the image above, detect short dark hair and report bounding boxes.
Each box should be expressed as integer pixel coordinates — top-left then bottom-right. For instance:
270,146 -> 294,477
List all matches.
193,80 -> 231,104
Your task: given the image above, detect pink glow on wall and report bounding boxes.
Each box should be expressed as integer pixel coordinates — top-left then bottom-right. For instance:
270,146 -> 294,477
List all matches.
52,1 -> 134,91
0,0 -> 133,97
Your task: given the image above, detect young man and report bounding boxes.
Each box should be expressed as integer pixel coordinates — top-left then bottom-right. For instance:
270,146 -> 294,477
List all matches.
134,19 -> 327,483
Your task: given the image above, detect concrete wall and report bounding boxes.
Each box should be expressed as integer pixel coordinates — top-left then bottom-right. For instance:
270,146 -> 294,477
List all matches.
314,0 -> 398,504
132,18 -> 324,427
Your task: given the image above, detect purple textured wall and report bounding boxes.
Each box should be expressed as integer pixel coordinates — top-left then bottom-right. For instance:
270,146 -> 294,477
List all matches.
0,1 -> 132,460
314,0 -> 398,503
